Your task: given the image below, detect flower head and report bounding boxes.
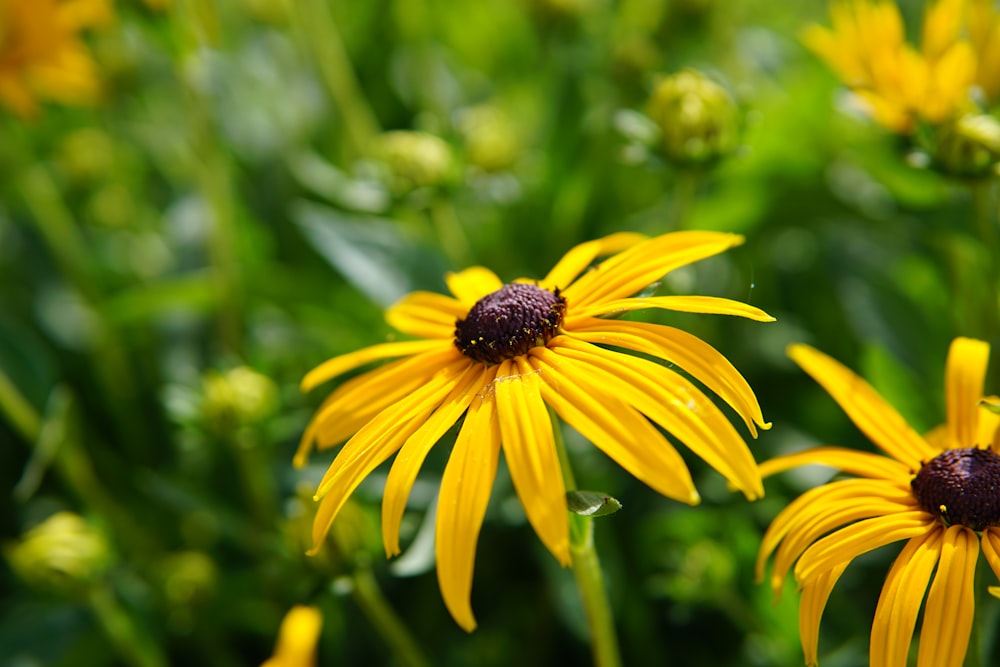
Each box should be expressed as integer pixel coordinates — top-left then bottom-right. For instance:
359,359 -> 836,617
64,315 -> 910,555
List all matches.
757,338 -> 1000,667
299,231 -> 773,631
647,69 -> 741,165
0,0 -> 112,117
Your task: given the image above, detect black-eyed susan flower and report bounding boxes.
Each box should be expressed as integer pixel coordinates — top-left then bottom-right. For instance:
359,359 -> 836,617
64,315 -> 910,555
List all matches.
803,0 -> 976,134
0,0 -> 112,117
261,605 -> 323,667
758,338 -> 1000,667
298,231 -> 773,631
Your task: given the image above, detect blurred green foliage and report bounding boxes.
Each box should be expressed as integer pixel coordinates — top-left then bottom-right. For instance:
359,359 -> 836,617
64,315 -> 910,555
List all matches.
1,0 -> 999,665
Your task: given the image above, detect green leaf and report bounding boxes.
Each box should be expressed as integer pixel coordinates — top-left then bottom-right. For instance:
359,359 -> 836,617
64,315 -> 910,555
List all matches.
566,491 -> 622,518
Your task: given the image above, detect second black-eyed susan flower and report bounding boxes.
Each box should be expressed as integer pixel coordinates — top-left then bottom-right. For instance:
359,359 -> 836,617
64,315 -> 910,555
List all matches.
299,231 -> 773,631
758,337 -> 1000,667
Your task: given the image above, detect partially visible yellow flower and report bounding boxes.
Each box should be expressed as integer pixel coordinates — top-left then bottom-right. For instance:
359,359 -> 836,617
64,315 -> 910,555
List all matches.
299,231 -> 773,631
0,0 -> 112,117
261,605 -> 323,667
803,0 -> 976,133
969,0 -> 1000,101
758,338 -> 1000,667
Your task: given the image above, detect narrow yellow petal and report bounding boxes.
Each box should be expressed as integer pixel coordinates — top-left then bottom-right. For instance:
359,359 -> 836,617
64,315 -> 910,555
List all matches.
921,0 -> 964,61
385,291 -> 467,339
435,372 -> 502,632
494,358 -> 570,565
794,511 -> 934,584
945,337 -> 990,449
301,339 -> 448,392
917,525 -> 978,667
870,530 -> 941,667
569,295 -> 774,323
562,232 -> 744,310
445,267 -> 503,307
540,232 -> 647,290
800,562 -> 848,667
381,364 -> 491,557
570,319 -> 769,435
788,344 -> 937,468
758,446 -> 914,481
261,605 -> 323,667
981,529 -> 1000,581
529,352 -> 699,504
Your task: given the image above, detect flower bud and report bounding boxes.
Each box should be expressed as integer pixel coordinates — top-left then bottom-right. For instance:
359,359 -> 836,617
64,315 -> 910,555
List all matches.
202,366 -> 278,428
5,512 -> 111,594
374,130 -> 453,192
932,113 -> 1000,178
647,69 -> 740,165
455,105 -> 521,172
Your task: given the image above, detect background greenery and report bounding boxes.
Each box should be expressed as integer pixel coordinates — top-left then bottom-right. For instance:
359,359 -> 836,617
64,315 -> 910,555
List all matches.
2,0 -> 999,665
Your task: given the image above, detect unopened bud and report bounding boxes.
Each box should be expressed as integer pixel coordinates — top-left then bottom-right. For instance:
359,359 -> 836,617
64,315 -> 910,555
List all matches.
374,130 -> 453,191
5,512 -> 111,593
932,113 -> 1000,178
202,366 -> 278,428
456,105 -> 521,172
647,69 -> 740,165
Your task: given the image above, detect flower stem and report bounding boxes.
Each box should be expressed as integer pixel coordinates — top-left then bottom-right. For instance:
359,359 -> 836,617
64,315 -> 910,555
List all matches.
349,563 -> 431,667
89,583 -> 168,667
665,167 -> 703,230
551,409 -> 624,667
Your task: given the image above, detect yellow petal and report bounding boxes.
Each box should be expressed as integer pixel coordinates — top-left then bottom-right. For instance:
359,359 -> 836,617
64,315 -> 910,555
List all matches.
921,0 -> 964,62
981,528 -> 1000,581
381,364 -> 491,556
261,605 -> 323,667
757,446 -> 913,481
794,511 -> 934,585
945,337 -> 990,449
568,295 -> 775,323
540,232 -> 647,290
917,525 -> 978,667
788,344 -> 937,469
870,529 -> 941,667
562,231 -> 744,310
385,291 -> 466,339
493,358 -> 570,565
529,352 -> 699,504
800,562 -> 848,667
301,339 -> 448,392
570,318 -> 769,436
445,267 -> 503,308
435,374 -> 502,632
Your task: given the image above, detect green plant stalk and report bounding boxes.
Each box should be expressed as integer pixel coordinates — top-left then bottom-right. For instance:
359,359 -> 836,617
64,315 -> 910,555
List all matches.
971,181 -> 1000,346
0,366 -> 41,442
665,167 -> 703,231
89,583 -> 168,667
551,408 -> 623,667
349,563 -> 431,667
429,196 -> 472,267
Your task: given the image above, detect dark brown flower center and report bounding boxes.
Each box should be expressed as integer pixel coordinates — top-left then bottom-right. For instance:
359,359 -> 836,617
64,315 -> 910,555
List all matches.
911,447 -> 1000,531
453,283 -> 566,365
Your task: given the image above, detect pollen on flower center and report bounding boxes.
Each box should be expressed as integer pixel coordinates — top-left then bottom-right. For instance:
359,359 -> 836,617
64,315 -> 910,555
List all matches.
453,283 -> 566,365
911,447 -> 1000,531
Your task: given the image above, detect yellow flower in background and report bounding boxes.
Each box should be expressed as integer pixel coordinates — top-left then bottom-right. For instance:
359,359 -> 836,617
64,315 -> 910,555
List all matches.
758,338 -> 1000,667
0,0 -> 112,117
803,0 -> 976,133
299,231 -> 773,631
260,605 -> 323,667
969,0 -> 1000,101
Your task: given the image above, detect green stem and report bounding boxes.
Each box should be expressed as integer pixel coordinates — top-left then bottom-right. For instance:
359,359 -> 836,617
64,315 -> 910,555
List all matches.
665,167 -> 703,231
349,563 -> 431,667
971,180 -> 1000,345
429,196 -> 472,267
0,366 -> 41,442
89,584 -> 168,667
551,409 -> 623,667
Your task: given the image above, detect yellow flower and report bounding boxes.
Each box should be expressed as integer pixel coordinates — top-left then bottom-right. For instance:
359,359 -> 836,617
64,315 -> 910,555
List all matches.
299,231 -> 773,631
757,338 -> 1000,667
260,605 -> 323,667
803,0 -> 976,133
969,0 -> 1000,102
0,0 -> 112,117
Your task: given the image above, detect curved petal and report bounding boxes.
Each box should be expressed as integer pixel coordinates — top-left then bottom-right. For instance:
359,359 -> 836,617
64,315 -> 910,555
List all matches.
794,511 -> 935,585
493,358 -> 570,565
917,525 -> 978,667
529,352 -> 699,504
870,530 -> 941,667
435,367 -> 502,633
758,446 -> 914,481
569,295 -> 774,324
386,291 -> 467,339
541,232 -> 647,290
541,338 -> 763,499
800,562 -> 848,667
301,339 -> 448,392
982,529 -> 1000,582
446,267 -> 503,307
788,344 -> 937,469
569,319 -> 770,436
562,232 -> 744,310
945,337 -> 990,450
381,364 -> 493,556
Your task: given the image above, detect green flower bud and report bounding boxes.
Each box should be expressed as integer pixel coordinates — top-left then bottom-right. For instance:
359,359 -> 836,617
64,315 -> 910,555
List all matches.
157,551 -> 217,607
456,105 -> 521,172
58,128 -> 117,182
647,69 -> 740,165
5,512 -> 111,593
374,130 -> 453,192
932,113 -> 1000,178
202,366 -> 278,428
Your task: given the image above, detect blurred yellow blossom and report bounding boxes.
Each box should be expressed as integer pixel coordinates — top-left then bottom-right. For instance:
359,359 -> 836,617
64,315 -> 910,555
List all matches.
261,605 -> 323,667
969,0 -> 1000,101
0,0 -> 113,116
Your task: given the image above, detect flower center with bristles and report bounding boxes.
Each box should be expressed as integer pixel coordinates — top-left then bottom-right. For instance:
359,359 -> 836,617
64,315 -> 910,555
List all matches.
911,447 -> 1000,531
454,283 -> 566,365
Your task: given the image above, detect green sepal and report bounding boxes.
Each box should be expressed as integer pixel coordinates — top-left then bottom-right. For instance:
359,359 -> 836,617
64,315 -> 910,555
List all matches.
566,490 -> 622,518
